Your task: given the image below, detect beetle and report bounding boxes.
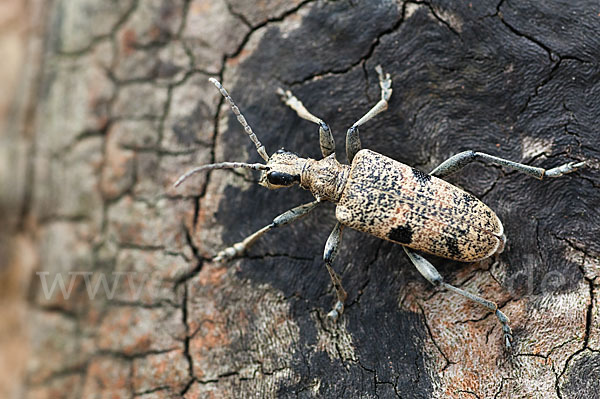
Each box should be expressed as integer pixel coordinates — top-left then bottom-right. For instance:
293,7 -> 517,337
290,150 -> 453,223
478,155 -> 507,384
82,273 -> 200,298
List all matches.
174,66 -> 584,348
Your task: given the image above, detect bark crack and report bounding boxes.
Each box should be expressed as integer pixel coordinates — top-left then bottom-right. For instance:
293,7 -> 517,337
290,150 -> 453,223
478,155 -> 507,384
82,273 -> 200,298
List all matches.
134,385 -> 171,397
228,0 -> 316,31
551,235 -> 596,398
496,3 -> 555,62
417,303 -> 453,371
283,6 -> 405,87
180,283 -> 195,395
408,1 -> 460,37
493,3 -> 585,124
56,0 -> 140,57
457,390 -> 482,399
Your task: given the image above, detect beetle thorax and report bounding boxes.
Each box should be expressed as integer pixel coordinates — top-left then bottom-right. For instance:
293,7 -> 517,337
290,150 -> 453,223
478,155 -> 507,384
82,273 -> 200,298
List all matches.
300,154 -> 349,203
259,150 -> 349,203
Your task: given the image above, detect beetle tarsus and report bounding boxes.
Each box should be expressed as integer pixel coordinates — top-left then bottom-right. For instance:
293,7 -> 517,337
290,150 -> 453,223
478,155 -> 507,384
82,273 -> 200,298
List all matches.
495,308 -> 513,350
544,161 -> 586,178
277,87 -> 335,158
213,243 -> 244,262
327,301 -> 344,321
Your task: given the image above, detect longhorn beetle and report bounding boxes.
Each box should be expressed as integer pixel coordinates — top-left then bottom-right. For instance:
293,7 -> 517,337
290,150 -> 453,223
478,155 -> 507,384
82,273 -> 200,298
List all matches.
174,66 -> 584,349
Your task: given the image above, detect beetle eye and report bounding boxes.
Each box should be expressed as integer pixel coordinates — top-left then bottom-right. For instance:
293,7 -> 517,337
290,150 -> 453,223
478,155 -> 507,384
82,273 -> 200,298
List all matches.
266,171 -> 299,186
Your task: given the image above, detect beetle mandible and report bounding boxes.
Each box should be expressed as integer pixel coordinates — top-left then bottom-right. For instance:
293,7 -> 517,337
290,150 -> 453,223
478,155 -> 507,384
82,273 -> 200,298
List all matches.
174,66 -> 584,349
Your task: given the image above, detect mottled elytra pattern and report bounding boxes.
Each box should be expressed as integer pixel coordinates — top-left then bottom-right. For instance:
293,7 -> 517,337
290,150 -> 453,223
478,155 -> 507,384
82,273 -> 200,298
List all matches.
336,150 -> 504,262
411,168 -> 431,185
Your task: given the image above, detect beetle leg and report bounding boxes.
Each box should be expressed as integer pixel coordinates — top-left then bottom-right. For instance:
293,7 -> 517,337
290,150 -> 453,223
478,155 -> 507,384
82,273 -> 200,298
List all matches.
430,150 -> 585,179
403,247 -> 513,349
277,87 -> 335,158
214,200 -> 320,262
346,65 -> 393,163
323,222 -> 348,321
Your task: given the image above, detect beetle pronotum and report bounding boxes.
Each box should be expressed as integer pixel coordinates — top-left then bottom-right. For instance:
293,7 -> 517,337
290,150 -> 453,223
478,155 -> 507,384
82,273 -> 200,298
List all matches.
175,66 -> 584,349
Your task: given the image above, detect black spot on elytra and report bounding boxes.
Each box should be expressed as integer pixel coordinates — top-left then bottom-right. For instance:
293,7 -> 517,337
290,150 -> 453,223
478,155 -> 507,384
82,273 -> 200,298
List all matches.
455,192 -> 475,207
445,236 -> 461,258
388,224 -> 413,244
412,168 -> 431,185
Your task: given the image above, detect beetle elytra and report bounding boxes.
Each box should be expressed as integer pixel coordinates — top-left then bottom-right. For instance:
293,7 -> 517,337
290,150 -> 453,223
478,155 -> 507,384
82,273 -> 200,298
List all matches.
175,66 -> 584,349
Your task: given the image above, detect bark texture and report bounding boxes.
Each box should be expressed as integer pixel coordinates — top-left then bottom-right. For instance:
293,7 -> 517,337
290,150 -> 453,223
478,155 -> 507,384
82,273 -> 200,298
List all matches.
3,0 -> 600,398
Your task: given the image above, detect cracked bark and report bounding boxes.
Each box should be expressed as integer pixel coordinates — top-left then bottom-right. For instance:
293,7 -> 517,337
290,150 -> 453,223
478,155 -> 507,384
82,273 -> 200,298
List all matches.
2,0 -> 599,398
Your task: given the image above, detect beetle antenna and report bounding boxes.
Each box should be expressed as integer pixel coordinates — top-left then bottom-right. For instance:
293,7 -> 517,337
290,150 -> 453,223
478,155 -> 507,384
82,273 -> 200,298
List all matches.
209,78 -> 269,162
173,162 -> 269,187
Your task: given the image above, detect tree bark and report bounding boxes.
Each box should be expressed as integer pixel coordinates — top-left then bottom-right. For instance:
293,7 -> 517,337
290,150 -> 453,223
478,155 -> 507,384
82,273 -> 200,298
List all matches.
3,0 -> 599,398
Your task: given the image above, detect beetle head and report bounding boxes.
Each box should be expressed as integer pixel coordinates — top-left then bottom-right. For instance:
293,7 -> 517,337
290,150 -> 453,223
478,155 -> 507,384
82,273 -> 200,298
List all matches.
259,149 -> 306,189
